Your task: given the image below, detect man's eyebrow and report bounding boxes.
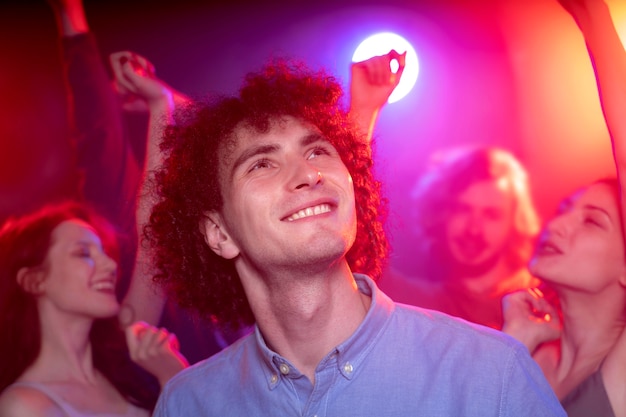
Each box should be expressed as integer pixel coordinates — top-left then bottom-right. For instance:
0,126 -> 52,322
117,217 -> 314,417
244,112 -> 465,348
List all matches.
301,132 -> 327,147
231,143 -> 279,174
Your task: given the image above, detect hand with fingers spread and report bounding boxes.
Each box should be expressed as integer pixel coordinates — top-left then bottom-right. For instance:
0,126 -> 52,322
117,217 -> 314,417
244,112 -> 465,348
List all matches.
349,49 -> 406,143
502,288 -> 561,354
125,321 -> 189,388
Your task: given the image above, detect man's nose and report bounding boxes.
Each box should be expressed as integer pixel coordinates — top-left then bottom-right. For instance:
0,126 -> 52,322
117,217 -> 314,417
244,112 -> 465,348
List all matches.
288,159 -> 323,190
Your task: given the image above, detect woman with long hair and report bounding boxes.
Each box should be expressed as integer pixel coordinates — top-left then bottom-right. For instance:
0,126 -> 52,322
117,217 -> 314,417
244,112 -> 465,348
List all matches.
503,1 -> 626,415
0,202 -> 187,416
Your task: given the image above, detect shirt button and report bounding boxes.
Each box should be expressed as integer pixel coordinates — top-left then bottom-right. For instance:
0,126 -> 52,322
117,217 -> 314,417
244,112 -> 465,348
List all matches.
343,362 -> 353,374
279,363 -> 290,375
270,374 -> 278,384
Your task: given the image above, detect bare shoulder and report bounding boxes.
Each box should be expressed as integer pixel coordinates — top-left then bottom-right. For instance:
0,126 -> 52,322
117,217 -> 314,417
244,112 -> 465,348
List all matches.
0,385 -> 64,417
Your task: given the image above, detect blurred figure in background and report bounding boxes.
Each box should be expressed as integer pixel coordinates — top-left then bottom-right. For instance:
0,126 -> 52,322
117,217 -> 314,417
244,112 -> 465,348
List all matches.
503,0 -> 626,415
503,178 -> 624,415
47,0 -> 243,363
0,202 -> 187,416
379,146 -> 542,329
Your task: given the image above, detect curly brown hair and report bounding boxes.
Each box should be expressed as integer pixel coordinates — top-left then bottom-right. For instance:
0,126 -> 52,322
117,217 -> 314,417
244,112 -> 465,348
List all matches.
146,60 -> 388,330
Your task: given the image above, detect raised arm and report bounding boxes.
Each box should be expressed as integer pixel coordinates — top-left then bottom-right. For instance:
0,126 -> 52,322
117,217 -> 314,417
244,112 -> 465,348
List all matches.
48,0 -> 139,233
559,0 -> 626,210
111,51 -> 190,327
559,0 -> 626,414
348,50 -> 406,144
48,0 -> 88,36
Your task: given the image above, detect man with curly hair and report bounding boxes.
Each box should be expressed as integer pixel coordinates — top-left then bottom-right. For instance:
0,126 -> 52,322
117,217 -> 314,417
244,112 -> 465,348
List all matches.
380,147 -> 543,330
149,60 -> 564,416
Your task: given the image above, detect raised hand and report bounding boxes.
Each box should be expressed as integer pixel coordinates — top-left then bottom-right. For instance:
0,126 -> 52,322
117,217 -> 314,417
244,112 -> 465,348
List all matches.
349,49 -> 406,142
125,321 -> 189,388
109,51 -> 170,113
350,49 -> 406,111
502,288 -> 561,353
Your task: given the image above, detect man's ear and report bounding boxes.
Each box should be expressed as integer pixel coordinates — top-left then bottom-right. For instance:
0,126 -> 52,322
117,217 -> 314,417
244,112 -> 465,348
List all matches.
200,212 -> 240,260
16,267 -> 45,295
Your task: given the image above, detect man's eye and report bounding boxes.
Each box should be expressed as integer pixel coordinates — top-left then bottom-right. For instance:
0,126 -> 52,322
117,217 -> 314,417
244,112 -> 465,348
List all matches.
250,159 -> 271,171
308,146 -> 331,159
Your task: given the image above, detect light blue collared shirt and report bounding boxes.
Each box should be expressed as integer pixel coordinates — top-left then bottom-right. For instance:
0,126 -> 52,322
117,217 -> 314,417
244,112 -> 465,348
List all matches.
154,274 -> 564,416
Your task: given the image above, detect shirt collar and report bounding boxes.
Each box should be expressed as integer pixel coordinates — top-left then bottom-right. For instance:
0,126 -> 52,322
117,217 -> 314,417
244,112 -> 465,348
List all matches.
253,273 -> 395,387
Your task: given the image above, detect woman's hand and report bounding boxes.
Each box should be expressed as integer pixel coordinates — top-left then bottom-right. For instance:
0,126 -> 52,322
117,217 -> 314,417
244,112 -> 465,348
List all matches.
125,321 -> 189,388
502,288 -> 561,354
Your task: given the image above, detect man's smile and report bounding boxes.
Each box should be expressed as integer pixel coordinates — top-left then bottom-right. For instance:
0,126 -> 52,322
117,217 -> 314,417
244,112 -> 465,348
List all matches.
284,203 -> 332,221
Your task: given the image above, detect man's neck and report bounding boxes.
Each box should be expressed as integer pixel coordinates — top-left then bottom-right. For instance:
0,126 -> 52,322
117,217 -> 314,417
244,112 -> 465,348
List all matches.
239,261 -> 370,383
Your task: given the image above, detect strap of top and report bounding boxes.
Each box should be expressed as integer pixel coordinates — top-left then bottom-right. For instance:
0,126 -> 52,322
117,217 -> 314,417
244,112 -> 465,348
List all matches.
9,381 -> 82,417
7,381 -> 147,417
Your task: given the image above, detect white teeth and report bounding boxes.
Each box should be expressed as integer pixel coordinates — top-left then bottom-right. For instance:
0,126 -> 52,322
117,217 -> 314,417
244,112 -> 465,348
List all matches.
92,281 -> 115,291
286,204 -> 331,221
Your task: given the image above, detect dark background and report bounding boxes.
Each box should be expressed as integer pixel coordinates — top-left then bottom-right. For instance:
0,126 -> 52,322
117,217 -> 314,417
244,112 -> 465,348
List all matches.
1,0 -> 623,273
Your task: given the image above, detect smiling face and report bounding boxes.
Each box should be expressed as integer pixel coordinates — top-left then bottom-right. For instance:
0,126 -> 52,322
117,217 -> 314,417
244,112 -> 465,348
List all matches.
206,116 -> 357,277
529,182 -> 626,292
38,219 -> 120,318
444,178 -> 516,268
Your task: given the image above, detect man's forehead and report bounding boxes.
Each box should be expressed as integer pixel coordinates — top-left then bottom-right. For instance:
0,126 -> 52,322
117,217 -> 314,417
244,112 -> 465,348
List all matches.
219,116 -> 323,163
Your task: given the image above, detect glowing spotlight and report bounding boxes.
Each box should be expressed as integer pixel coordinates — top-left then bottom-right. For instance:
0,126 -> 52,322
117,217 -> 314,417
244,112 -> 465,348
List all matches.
352,32 -> 419,103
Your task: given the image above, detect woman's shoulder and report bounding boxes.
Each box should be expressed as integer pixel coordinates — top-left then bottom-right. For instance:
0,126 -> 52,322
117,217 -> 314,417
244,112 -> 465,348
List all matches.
0,382 -> 64,417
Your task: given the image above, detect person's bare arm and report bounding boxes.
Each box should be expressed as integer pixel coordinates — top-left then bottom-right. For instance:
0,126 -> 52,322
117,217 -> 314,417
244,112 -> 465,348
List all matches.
111,51 -> 190,327
48,0 -> 88,36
